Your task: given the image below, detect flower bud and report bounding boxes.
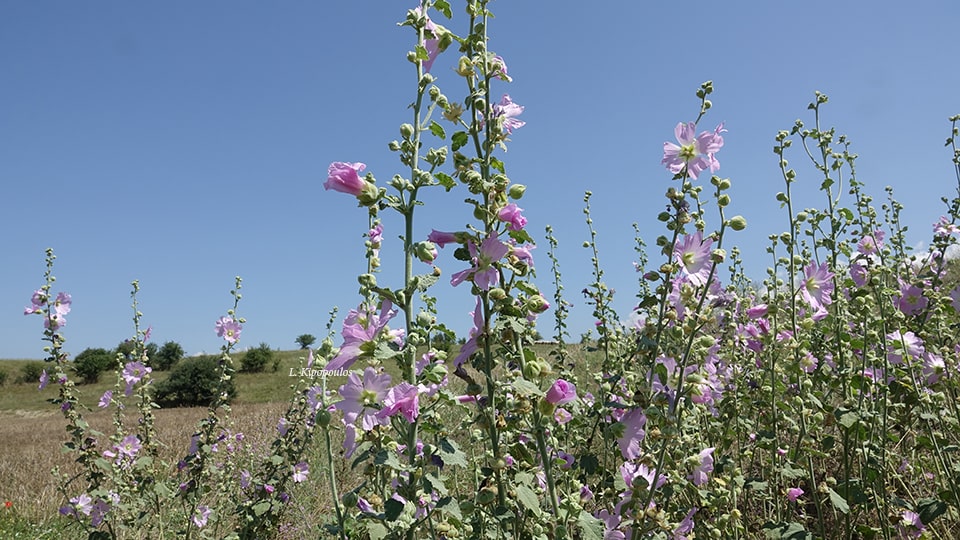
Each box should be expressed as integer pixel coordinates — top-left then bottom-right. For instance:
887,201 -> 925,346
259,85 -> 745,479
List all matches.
315,409 -> 331,428
357,182 -> 382,206
388,140 -> 401,151
415,241 -> 438,263
342,491 -> 359,509
508,184 -> 526,199
456,56 -> 474,77
488,287 -> 507,301
717,194 -> 730,207
711,249 -> 726,263
728,215 -> 747,231
525,294 -> 550,314
400,123 -> 415,139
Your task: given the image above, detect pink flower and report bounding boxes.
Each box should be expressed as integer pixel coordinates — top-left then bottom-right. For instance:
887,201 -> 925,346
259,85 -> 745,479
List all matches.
662,122 -> 725,179
689,447 -> 715,487
122,361 -> 152,396
192,505 -> 211,528
934,216 -> 959,237
325,300 -> 399,371
800,261 -> 834,313
454,297 -> 484,368
617,409 -> 647,460
413,6 -> 442,72
24,289 -> 46,315
69,493 -> 93,516
786,487 -> 804,502
334,367 -> 392,430
498,203 -> 527,231
491,94 -> 525,134
38,369 -> 49,390
674,231 -> 713,286
450,234 -> 510,291
377,382 -> 420,423
292,462 -> 309,483
324,162 -> 367,196
103,435 -> 142,464
427,229 -> 461,248
858,230 -> 885,255
545,379 -> 577,405
896,280 -> 928,316
98,390 -> 112,408
215,316 -> 242,343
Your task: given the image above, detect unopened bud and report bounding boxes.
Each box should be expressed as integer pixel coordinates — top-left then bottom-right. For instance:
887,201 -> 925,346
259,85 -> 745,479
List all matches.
400,123 -> 415,139
729,215 -> 747,231
508,184 -> 526,199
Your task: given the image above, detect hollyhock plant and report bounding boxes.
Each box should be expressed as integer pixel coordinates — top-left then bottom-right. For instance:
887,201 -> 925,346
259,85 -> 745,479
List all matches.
617,409 -> 647,460
787,487 -> 804,502
674,230 -> 713,286
490,94 -> 525,134
412,6 -> 442,72
454,297 -> 484,368
324,161 -> 367,196
122,361 -> 151,396
377,382 -> 420,423
215,316 -> 242,344
689,447 -> 715,487
662,121 -> 726,179
896,280 -> 928,316
292,462 -> 309,483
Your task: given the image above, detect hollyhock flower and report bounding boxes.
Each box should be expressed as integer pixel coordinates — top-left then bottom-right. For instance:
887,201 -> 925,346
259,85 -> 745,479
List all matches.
90,499 -> 111,527
70,493 -> 93,516
800,352 -> 819,373
922,352 -> 945,386
674,231 -> 713,287
368,223 -> 383,257
674,507 -> 697,540
450,234 -> 510,290
292,462 -> 309,483
746,303 -> 768,319
545,379 -> 577,405
104,435 -> 142,463
849,261 -> 868,288
510,242 -> 535,268
24,289 -> 46,314
598,509 -> 626,540
98,390 -> 112,408
498,203 -> 527,231
689,447 -> 715,487
427,229 -> 462,248
858,230 -> 885,255
617,409 -> 647,460
896,280 -> 928,316
122,361 -> 152,396
621,461 -> 667,491
899,510 -> 926,538
324,162 -> 367,196
192,505 -> 211,528
934,216 -> 960,237
888,330 -> 924,366
800,261 -> 835,313
787,487 -> 804,502
53,292 -> 71,316
38,369 -> 49,390
240,470 -> 252,489
325,300 -> 399,371
662,122 -> 726,179
277,417 -> 289,436
490,94 -> 525,134
215,316 -> 242,344
580,484 -> 594,502
334,367 -> 392,430
554,408 -> 572,424
377,382 -> 420,423
413,6 -> 441,72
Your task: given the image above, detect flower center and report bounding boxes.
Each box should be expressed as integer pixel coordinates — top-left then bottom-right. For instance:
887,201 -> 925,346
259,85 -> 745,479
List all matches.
679,143 -> 698,163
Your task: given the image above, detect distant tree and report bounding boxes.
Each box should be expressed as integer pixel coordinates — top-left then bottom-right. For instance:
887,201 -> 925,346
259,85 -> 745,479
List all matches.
241,342 -> 276,373
295,334 -> 317,350
153,341 -> 185,371
0,367 -> 8,386
145,342 -> 159,361
74,347 -> 115,384
116,340 -> 137,360
18,362 -> 46,385
153,355 -> 236,407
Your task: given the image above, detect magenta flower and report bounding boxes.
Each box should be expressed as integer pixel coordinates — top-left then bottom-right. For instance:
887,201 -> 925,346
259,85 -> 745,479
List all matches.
786,487 -> 804,502
662,122 -> 725,179
800,261 -> 834,313
324,162 -> 367,196
896,280 -> 928,316
192,505 -> 211,528
368,223 -> 383,258
215,316 -> 242,343
413,6 -> 442,72
52,292 -> 71,317
497,203 -> 527,231
377,382 -> 420,423
617,409 -> 647,460
674,230 -> 713,287
325,300 -> 399,371
334,367 -> 392,430
689,447 -> 715,487
674,507 -> 697,540
24,289 -> 46,315
450,234 -> 509,290
38,369 -> 49,390
858,230 -> 885,255
427,229 -> 461,248
292,462 -> 309,483
491,94 -> 525,134
69,493 -> 93,516
545,379 -> 577,405
934,216 -> 960,237
454,297 -> 484,368
122,361 -> 152,396
98,390 -> 112,408
104,435 -> 142,464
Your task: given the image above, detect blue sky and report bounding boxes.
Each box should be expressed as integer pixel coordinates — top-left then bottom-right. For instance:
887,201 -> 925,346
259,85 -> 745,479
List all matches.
3,1 -> 958,360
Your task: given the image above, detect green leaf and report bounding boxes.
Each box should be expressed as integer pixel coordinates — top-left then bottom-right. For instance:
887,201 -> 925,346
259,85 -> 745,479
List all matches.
580,453 -> 599,475
780,464 -> 806,480
435,172 -> 455,191
384,498 -> 404,521
515,483 -> 542,516
438,437 -> 468,467
577,510 -> 605,540
424,472 -> 448,496
762,521 -> 812,539
367,523 -> 388,540
917,498 -> 947,525
827,487 -> 850,514
374,449 -> 404,470
429,120 -> 446,139
452,131 -> 468,151
252,501 -> 271,517
490,157 -> 505,174
510,378 -> 543,398
434,0 -> 452,17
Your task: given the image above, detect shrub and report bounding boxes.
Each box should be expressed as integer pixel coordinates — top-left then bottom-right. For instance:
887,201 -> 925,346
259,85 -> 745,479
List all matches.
152,355 -> 235,407
240,342 -> 275,373
18,361 -> 46,385
0,367 -> 7,386
115,340 -> 137,360
72,348 -> 114,384
152,340 -> 184,371
295,334 -> 316,349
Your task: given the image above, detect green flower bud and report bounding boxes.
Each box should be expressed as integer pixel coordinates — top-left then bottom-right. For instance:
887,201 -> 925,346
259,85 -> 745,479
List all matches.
400,123 -> 415,139
717,194 -> 730,207
342,491 -> 359,509
508,184 -> 526,199
711,249 -> 726,263
476,487 -> 497,505
456,56 -> 474,77
525,294 -> 550,314
414,241 -> 438,264
315,409 -> 331,428
729,215 -> 747,231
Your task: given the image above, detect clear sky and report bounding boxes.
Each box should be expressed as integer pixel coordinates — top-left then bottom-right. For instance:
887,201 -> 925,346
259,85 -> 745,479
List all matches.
3,1 -> 959,360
